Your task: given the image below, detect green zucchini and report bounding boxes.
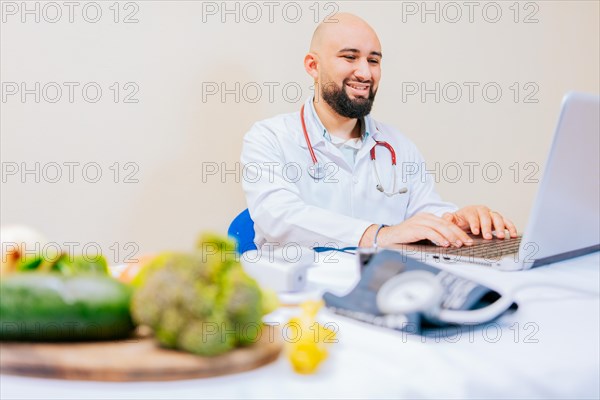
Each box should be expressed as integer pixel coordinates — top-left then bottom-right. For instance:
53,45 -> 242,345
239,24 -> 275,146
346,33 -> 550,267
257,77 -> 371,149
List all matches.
0,273 -> 134,341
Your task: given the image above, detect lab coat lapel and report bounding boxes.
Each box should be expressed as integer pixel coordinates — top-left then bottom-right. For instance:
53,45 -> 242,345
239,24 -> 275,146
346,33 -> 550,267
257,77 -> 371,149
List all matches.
295,97 -> 353,171
296,97 -> 326,149
356,116 -> 380,165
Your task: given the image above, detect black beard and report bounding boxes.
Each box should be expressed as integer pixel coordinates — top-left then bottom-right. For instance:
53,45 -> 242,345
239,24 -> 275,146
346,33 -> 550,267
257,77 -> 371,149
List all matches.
321,79 -> 376,119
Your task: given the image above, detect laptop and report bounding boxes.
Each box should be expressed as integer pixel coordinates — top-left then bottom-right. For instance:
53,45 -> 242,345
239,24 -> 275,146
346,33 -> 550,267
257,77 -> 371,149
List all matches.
386,92 -> 600,271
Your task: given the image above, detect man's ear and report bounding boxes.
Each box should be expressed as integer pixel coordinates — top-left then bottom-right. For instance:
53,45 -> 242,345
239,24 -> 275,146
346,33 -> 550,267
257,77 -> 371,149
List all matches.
304,53 -> 319,80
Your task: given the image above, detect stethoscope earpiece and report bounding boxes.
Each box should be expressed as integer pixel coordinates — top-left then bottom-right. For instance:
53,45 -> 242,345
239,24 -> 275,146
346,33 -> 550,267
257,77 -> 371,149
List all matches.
377,185 -> 408,196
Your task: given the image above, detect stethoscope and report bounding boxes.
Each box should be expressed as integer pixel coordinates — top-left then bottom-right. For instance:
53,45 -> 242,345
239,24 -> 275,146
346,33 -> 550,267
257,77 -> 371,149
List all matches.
300,105 -> 408,196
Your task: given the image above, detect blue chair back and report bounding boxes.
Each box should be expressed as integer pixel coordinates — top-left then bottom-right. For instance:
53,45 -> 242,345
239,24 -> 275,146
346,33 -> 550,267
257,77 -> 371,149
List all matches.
228,209 -> 257,254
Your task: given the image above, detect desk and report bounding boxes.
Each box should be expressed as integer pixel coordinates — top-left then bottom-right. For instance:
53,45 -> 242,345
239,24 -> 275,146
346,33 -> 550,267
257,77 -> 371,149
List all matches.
2,252 -> 599,399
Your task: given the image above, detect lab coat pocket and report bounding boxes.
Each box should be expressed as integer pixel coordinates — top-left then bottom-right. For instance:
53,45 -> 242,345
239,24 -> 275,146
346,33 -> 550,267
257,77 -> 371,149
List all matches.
297,163 -> 354,211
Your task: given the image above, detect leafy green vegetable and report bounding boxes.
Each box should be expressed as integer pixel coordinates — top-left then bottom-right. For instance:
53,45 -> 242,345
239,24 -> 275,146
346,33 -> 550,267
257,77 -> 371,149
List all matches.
16,253 -> 109,276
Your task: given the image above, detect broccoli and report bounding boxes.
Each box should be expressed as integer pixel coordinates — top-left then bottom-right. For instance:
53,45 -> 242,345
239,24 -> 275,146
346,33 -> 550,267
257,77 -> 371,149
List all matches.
220,268 -> 264,345
131,234 -> 273,356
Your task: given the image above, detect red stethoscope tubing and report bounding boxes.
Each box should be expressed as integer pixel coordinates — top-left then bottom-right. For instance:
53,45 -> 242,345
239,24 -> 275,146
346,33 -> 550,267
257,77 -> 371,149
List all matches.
370,141 -> 397,165
300,105 -> 319,165
300,104 -> 397,165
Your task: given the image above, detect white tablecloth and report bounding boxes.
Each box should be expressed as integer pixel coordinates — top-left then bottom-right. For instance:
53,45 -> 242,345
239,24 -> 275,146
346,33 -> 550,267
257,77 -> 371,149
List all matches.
2,252 -> 599,399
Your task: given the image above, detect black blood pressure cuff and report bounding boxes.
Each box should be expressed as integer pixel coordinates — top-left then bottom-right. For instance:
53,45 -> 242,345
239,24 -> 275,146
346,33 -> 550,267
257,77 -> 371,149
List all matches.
323,249 -> 518,335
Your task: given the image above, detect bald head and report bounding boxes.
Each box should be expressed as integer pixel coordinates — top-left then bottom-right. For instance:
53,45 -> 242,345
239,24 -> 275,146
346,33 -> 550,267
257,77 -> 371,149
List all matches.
310,13 -> 381,54
304,13 -> 382,120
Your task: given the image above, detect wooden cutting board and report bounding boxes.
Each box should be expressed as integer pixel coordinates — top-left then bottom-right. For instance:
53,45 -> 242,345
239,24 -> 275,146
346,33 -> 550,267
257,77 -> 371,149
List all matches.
0,328 -> 283,381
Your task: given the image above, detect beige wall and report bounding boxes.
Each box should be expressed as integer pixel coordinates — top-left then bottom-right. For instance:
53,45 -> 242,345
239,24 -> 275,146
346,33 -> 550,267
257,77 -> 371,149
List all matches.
1,1 -> 598,260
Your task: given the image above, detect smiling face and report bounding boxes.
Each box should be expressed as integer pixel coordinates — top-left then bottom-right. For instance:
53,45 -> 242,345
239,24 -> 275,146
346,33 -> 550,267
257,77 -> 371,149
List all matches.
306,14 -> 382,119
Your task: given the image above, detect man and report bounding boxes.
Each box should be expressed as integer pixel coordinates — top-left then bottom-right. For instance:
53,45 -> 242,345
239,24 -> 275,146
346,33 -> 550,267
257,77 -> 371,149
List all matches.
241,13 -> 517,250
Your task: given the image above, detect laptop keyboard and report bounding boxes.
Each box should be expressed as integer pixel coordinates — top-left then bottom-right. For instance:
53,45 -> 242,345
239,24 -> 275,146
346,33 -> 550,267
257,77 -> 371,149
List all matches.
441,236 -> 522,259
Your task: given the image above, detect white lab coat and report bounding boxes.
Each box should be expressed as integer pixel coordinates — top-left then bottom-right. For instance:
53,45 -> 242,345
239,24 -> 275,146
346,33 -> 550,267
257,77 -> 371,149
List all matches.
241,96 -> 457,248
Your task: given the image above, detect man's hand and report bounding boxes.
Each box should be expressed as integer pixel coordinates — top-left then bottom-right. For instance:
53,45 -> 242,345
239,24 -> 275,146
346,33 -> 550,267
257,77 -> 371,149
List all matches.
442,205 -> 518,240
359,213 -> 474,248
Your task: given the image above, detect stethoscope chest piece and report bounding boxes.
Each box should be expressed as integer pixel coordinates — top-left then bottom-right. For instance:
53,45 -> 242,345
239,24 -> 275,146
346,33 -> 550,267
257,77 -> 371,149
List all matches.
307,163 -> 326,180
